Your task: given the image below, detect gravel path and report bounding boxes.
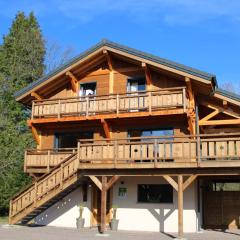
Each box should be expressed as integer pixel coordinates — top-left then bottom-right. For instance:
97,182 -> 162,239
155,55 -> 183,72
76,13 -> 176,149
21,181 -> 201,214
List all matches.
0,225 -> 240,240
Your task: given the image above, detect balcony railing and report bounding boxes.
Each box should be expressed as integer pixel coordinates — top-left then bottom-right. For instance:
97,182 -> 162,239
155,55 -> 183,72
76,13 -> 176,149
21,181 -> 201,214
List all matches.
24,133 -> 240,173
31,87 -> 187,119
24,148 -> 76,173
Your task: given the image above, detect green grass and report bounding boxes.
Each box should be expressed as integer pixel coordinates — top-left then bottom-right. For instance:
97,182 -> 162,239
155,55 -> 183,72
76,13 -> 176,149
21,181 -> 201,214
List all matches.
0,216 -> 8,224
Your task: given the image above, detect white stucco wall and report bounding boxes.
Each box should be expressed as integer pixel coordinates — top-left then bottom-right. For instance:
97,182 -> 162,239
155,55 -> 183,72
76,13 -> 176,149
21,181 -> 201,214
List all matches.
113,176 -> 198,233
35,176 -> 198,233
35,186 -> 92,228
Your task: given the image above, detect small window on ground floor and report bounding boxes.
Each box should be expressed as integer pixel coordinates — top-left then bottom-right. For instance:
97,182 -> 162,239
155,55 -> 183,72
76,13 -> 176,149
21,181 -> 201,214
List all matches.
213,181 -> 240,191
137,184 -> 173,203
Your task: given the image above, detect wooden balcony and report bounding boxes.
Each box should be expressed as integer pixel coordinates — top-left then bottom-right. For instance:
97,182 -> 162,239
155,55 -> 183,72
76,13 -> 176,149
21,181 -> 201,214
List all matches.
24,149 -> 76,173
31,87 -> 187,122
24,134 -> 240,174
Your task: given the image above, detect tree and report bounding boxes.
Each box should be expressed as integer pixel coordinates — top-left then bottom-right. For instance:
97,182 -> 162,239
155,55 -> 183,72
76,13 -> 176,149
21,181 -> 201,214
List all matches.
0,11 -> 45,215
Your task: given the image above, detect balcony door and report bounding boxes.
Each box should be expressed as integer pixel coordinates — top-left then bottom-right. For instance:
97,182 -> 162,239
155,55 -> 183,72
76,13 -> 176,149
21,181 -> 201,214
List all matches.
128,128 -> 174,162
127,77 -> 146,111
54,131 -> 93,148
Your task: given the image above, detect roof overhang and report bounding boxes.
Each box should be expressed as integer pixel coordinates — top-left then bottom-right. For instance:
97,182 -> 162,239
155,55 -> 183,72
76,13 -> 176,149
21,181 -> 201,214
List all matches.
15,39 -> 217,104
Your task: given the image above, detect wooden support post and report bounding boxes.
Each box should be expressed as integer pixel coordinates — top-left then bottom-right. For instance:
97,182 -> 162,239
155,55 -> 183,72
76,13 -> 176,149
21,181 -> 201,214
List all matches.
101,119 -> 111,139
142,62 -> 152,90
178,175 -> 184,239
103,50 -> 114,94
66,71 -> 78,93
30,124 -> 40,145
89,176 -> 102,191
100,176 -> 107,233
106,176 -> 120,190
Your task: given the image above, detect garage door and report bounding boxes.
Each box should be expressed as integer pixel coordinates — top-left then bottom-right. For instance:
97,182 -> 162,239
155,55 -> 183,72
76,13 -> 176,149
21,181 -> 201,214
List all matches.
203,190 -> 240,229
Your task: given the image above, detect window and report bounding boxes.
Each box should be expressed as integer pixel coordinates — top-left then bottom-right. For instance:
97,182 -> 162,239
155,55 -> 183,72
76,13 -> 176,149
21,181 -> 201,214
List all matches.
127,77 -> 146,92
128,128 -> 174,139
79,82 -> 96,96
54,132 -> 93,148
212,181 -> 240,191
137,184 -> 173,203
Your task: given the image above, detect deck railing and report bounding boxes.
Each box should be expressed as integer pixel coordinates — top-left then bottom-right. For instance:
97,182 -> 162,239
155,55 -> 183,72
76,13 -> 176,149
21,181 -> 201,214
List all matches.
24,148 -> 76,172
77,134 -> 240,165
31,87 -> 187,119
24,134 -> 240,172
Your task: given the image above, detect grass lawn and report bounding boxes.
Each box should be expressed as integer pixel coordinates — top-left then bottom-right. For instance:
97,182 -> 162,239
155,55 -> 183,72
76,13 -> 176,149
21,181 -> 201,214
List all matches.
0,216 -> 8,224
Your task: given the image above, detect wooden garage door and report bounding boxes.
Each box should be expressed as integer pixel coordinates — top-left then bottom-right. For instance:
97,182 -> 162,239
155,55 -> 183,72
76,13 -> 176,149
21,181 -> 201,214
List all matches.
203,191 -> 240,229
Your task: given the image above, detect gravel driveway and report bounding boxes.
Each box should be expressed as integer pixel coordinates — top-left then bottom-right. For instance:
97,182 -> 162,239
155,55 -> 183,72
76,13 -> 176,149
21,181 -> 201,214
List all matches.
0,225 -> 240,240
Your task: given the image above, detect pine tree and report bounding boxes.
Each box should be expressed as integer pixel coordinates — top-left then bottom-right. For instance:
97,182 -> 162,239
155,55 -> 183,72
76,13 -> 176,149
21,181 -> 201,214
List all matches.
0,12 -> 45,215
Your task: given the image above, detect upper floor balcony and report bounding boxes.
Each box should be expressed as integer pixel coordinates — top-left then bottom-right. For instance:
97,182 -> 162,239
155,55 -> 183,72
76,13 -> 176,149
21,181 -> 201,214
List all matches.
24,133 -> 240,174
30,87 -> 188,123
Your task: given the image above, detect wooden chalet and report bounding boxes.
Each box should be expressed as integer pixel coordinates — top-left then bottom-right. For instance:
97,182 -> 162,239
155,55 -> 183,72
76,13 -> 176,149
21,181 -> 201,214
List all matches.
9,39 -> 240,239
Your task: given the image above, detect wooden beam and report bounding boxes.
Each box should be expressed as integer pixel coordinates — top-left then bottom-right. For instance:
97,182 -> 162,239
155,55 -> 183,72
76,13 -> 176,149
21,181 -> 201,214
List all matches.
106,176 -> 120,190
30,125 -> 40,145
183,175 -> 198,191
178,175 -> 184,239
198,99 -> 240,119
199,109 -> 219,123
163,175 -> 178,191
100,176 -> 107,233
89,176 -> 102,191
101,119 -> 111,139
185,77 -> 196,135
223,100 -> 228,109
142,62 -> 152,87
31,92 -> 43,101
199,119 -> 240,126
66,71 -> 78,93
103,50 -> 113,71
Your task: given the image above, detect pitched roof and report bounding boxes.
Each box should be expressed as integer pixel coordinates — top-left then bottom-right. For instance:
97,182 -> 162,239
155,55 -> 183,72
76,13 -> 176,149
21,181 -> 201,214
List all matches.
15,39 -> 217,99
215,87 -> 240,102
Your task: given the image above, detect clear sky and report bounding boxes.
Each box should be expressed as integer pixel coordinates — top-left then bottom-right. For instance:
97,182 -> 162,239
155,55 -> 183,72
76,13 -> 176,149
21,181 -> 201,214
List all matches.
1,0 -> 240,89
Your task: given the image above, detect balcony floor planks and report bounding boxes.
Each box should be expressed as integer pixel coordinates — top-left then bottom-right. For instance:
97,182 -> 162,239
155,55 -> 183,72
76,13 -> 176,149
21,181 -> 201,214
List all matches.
29,108 -> 185,125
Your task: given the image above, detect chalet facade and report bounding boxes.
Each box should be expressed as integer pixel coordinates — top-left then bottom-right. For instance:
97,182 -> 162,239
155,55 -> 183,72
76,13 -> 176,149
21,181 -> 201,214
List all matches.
9,40 -> 240,239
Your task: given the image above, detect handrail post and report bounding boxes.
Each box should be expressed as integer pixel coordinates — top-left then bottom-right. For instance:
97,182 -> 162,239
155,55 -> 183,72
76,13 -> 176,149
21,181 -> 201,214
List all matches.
197,135 -> 201,165
60,163 -> 63,190
24,150 -> 27,172
116,94 -> 119,115
148,91 -> 152,114
31,101 -> 35,119
47,150 -> 50,173
77,141 -> 80,163
183,88 -> 186,112
58,99 -> 61,119
154,139 -> 157,168
86,96 -> 89,117
114,140 -> 117,168
34,182 -> 38,208
9,200 -> 13,219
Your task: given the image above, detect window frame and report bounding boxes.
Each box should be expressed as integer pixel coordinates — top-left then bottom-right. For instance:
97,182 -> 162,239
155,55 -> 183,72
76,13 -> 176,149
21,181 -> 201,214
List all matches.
137,184 -> 174,204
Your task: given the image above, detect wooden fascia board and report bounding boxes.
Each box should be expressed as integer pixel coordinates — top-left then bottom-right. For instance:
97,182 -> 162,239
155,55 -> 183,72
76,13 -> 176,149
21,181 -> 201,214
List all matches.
16,47 -> 105,102
213,93 -> 240,107
104,46 -> 213,85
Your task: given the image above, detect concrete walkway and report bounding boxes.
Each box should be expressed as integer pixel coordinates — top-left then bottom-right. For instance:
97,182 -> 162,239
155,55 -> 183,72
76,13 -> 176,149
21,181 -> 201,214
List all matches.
0,225 -> 240,240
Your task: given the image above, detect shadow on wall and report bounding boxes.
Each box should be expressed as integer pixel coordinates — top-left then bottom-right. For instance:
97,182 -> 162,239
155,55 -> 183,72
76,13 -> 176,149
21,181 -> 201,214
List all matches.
148,207 -> 175,232
35,189 -> 90,226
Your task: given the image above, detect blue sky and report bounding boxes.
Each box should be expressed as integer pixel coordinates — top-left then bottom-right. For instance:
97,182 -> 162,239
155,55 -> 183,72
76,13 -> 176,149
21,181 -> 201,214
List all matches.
1,0 -> 240,89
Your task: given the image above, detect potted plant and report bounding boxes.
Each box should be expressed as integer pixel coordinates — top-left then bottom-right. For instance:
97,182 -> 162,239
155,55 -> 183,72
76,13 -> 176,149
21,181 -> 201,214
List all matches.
76,203 -> 85,229
110,204 -> 119,231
